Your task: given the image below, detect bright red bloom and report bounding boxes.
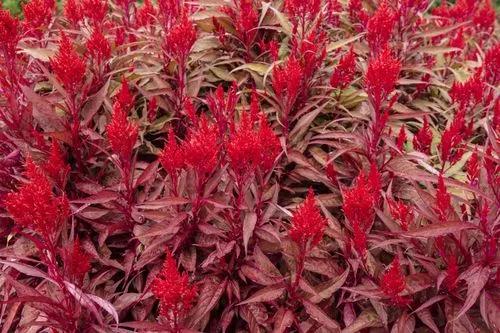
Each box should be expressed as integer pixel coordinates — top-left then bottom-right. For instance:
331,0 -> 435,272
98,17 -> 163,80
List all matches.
5,159 -> 70,239
164,14 -> 197,64
227,112 -> 259,181
284,0 -> 321,26
136,0 -> 157,27
343,172 -> 376,230
413,116 -> 433,154
366,1 -> 396,53
151,251 -> 197,328
64,0 -> 83,25
444,254 -> 458,291
466,148 -> 479,183
449,71 -> 483,109
50,33 -> 86,94
64,238 -> 91,285
484,146 -> 499,189
0,8 -> 20,56
272,57 -> 303,114
160,129 -> 185,177
207,83 -> 238,136
396,125 -> 407,152
291,26 -> 327,83
330,47 -> 356,89
483,43 -> 500,86
439,109 -> 467,165
43,140 -> 70,186
389,200 -> 413,231
348,0 -> 368,26
157,0 -> 182,29
257,114 -> 281,173
289,188 -> 327,249
435,174 -> 451,222
81,0 -> 108,24
106,101 -> 138,162
380,258 -> 409,306
86,28 -> 111,64
473,0 -> 495,34
184,116 -> 220,177
326,162 -> 336,184
115,77 -> 134,111
22,0 -> 54,34
365,48 -> 401,111
222,0 -> 258,47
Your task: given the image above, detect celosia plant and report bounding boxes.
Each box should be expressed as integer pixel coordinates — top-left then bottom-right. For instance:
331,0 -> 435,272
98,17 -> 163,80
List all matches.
0,0 -> 498,332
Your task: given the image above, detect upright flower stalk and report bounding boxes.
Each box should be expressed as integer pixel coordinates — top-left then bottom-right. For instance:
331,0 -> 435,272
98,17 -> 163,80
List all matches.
288,189 -> 326,296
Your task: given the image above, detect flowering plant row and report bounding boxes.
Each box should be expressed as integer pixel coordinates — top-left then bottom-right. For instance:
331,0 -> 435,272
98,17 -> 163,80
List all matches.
0,0 -> 498,332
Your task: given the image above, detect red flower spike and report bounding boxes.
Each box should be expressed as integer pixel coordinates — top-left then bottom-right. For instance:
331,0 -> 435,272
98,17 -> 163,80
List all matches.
0,8 -> 20,56
64,0 -> 83,26
44,140 -> 70,186
326,162 -> 336,184
5,159 -> 70,239
284,0 -> 321,27
160,128 -> 185,177
147,97 -> 158,123
444,254 -> 458,291
289,188 -> 327,249
366,1 -> 396,54
343,173 -> 376,230
136,0 -> 157,27
81,0 -> 108,24
207,83 -> 238,136
184,116 -> 220,177
164,14 -> 197,64
272,57 -> 303,113
227,112 -> 258,181
330,47 -> 356,90
22,0 -> 54,34
157,0 -> 182,29
348,0 -> 368,26
484,146 -> 499,188
151,251 -> 197,328
257,114 -> 281,173
449,71 -> 484,109
352,221 -> 367,256
388,200 -> 414,231
365,48 -> 401,111
413,116 -> 433,154
439,109 -> 466,165
447,28 -> 464,59
396,125 -> 407,152
473,0 -> 495,34
86,28 -> 111,64
222,0 -> 258,48
368,162 -> 382,205
466,148 -> 479,183
50,32 -> 86,94
64,238 -> 91,285
380,258 -> 409,306
106,101 -> 138,162
483,43 -> 500,86
115,77 -> 134,111
435,174 -> 451,222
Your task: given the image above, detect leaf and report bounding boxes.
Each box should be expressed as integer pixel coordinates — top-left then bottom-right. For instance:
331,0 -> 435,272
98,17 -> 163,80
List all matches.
71,190 -> 119,204
269,6 -> 292,35
402,273 -> 433,295
327,34 -> 364,52
416,308 -> 440,333
243,212 -> 257,254
455,266 -> 490,320
302,299 -> 341,331
310,268 -> 349,303
0,260 -> 53,282
341,310 -> 383,333
272,308 -> 294,333
189,278 -> 227,327
402,222 -> 475,238
134,160 -> 159,188
86,293 -> 119,324
231,63 -> 270,76
239,284 -> 285,305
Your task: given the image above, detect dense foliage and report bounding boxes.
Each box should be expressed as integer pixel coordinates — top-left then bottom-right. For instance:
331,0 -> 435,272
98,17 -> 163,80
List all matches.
0,0 -> 499,332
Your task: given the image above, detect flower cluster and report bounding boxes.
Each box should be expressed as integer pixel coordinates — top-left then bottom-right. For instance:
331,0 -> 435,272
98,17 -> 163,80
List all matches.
0,8 -> 20,56
380,258 -> 409,306
365,48 -> 401,111
106,101 -> 138,163
366,1 -> 396,53
43,140 -> 70,187
86,28 -> 111,65
413,116 -> 433,155
151,251 -> 197,329
63,238 -> 91,285
5,159 -> 70,239
50,33 -> 86,94
289,188 -> 327,249
22,0 -> 54,35
389,200 -> 414,231
330,47 -> 357,90
222,0 -> 259,49
164,13 -> 197,65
